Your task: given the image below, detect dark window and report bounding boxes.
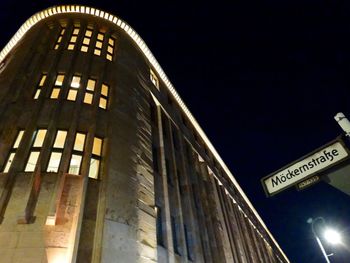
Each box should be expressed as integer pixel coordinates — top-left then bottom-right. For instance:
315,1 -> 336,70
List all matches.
171,216 -> 180,255
156,206 -> 164,246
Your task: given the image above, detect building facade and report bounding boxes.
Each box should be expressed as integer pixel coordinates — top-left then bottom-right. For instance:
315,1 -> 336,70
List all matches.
0,5 -> 289,263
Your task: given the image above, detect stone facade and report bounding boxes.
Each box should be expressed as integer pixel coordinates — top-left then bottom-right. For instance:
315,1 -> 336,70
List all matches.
0,5 -> 289,263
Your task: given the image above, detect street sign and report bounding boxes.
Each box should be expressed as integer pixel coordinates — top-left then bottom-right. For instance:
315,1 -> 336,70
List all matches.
262,138 -> 350,197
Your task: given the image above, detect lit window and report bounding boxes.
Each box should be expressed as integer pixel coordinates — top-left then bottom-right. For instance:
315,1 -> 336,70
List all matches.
71,76 -> 81,88
50,88 -> 60,99
67,90 -> 78,101
67,27 -> 80,50
99,83 -> 109,109
69,154 -> 82,175
89,158 -> 100,179
3,153 -> 15,173
94,32 -> 104,56
92,137 -> 102,156
101,84 -> 108,97
53,130 -> 67,148
74,133 -> 86,151
67,75 -> 81,101
3,130 -> 25,172
34,74 -> 47,100
13,130 -> 24,149
106,37 -> 116,61
46,130 -> 67,173
89,136 -> 103,179
33,129 -> 47,147
55,74 -> 64,86
81,28 -> 93,53
87,79 -> 96,91
150,69 -> 159,89
51,74 -> 65,99
83,79 -> 96,105
54,27 -> 65,50
47,152 -> 62,173
25,151 -> 40,172
83,93 -> 93,104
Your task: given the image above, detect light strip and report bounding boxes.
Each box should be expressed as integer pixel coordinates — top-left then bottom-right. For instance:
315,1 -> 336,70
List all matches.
0,5 -> 288,261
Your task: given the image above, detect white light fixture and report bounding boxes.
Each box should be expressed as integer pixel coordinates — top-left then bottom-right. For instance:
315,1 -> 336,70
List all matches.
324,228 -> 342,245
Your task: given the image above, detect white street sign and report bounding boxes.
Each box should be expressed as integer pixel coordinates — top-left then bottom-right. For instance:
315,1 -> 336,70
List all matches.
262,140 -> 349,196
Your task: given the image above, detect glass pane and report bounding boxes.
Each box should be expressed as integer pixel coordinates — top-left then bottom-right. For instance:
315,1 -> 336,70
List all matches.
69,154 -> 82,175
108,38 -> 114,46
83,38 -> 90,45
71,76 -> 81,88
25,151 -> 40,172
92,137 -> 102,156
61,28 -> 65,34
33,129 -> 47,147
99,97 -> 107,109
71,36 -> 77,43
50,88 -> 60,99
53,130 -> 67,148
34,89 -> 41,99
106,54 -> 112,61
81,45 -> 88,52
67,89 -> 78,101
95,41 -> 102,49
85,30 -> 92,37
97,33 -> 104,41
3,152 -> 15,173
57,36 -> 62,43
54,44 -> 59,50
55,74 -> 65,86
83,93 -> 93,104
13,130 -> 24,148
101,84 -> 109,96
68,44 -> 74,50
87,79 -> 95,91
47,152 -> 62,172
107,46 -> 113,54
74,133 -> 86,151
39,75 -> 47,86
94,49 -> 101,56
89,158 -> 100,179
73,28 -> 79,35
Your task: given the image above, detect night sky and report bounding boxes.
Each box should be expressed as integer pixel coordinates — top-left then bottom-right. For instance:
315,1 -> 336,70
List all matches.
2,1 -> 350,262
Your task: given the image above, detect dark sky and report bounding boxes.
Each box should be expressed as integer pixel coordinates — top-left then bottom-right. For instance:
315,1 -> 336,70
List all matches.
2,1 -> 350,262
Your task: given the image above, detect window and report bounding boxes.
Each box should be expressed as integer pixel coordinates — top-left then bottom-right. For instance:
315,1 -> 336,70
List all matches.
47,130 -> 67,172
156,206 -> 164,246
33,74 -> 47,99
67,75 -> 81,101
83,79 -> 96,104
171,216 -> 181,255
94,32 -> 104,56
106,37 -> 115,61
67,27 -> 80,50
81,28 -> 93,52
25,129 -> 47,172
50,74 -> 65,99
54,27 -> 65,50
184,224 -> 194,261
3,130 -> 24,172
89,136 -> 103,179
150,69 -> 159,89
99,83 -> 109,109
68,132 -> 86,175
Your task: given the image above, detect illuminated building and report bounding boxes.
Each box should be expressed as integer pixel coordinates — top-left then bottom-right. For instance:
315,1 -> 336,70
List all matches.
0,5 -> 289,263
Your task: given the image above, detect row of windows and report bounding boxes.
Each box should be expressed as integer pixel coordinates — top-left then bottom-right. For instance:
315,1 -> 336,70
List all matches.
3,129 -> 103,179
34,73 -> 109,109
54,26 -> 116,61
